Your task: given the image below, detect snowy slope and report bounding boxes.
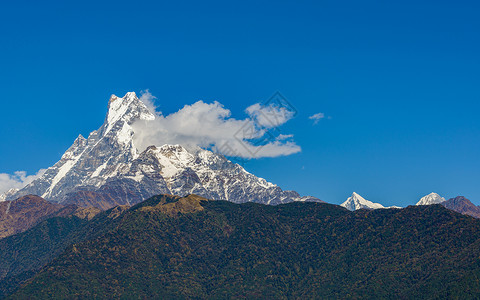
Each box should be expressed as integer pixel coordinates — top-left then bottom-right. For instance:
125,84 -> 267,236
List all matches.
340,192 -> 399,211
0,188 -> 18,202
416,192 -> 446,206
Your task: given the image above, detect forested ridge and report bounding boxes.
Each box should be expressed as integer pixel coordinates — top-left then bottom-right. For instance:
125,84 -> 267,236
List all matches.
3,195 -> 480,299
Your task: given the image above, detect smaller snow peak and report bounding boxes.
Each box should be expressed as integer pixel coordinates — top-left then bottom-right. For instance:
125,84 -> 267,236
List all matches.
341,192 -> 385,211
350,192 -> 367,202
416,192 -> 446,206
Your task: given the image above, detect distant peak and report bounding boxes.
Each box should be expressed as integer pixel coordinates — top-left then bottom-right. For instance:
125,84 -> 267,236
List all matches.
416,192 -> 445,206
341,192 -> 386,211
350,192 -> 368,202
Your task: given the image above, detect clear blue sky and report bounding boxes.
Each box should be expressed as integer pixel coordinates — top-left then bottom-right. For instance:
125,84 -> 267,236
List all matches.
0,0 -> 479,206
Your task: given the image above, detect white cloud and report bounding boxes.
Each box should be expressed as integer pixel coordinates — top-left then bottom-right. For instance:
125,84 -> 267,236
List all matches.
246,103 -> 295,128
132,94 -> 301,159
0,169 -> 46,195
309,112 -> 325,125
138,89 -> 157,114
277,134 -> 294,140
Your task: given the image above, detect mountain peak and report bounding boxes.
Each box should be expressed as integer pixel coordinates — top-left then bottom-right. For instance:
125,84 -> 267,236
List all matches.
105,92 -> 154,130
341,192 -> 386,211
416,192 -> 445,206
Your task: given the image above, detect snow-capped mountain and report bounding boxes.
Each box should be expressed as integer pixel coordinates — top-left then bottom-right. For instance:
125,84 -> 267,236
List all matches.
340,192 -> 394,211
5,92 -> 320,208
341,192 -> 385,211
416,192 -> 445,206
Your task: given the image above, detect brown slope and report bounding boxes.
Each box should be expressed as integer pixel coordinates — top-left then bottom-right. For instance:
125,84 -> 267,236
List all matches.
0,195 -> 102,239
62,190 -> 133,210
441,196 -> 480,219
0,195 -> 63,239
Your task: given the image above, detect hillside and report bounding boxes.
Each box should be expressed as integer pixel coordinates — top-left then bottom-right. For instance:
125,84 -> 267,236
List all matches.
0,204 -> 122,298
5,196 -> 480,298
0,195 -> 64,239
0,195 -> 101,240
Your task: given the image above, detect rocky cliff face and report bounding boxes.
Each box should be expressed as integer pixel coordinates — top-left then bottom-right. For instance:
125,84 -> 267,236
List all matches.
6,92 -> 320,209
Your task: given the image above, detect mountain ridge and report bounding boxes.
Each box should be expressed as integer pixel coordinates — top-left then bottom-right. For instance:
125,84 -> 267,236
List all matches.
441,196 -> 480,219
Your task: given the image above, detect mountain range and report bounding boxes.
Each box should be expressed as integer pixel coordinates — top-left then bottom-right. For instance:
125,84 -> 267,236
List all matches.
338,191 -> 480,219
2,92 -> 477,214
3,92 -> 320,209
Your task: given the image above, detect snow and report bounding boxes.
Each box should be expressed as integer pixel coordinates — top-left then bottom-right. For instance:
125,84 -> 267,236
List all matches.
156,154 -> 180,178
416,192 -> 445,206
91,159 -> 110,178
5,201 -> 11,214
0,188 -> 18,202
126,171 -> 145,182
105,92 -> 154,135
106,95 -> 132,133
152,145 -> 197,179
117,122 -> 133,145
341,192 -> 386,211
43,155 -> 79,198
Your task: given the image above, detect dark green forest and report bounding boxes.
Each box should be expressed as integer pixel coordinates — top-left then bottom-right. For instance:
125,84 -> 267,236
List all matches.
3,195 -> 480,299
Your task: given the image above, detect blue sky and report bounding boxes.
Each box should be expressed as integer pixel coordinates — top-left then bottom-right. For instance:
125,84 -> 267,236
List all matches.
0,0 -> 479,206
